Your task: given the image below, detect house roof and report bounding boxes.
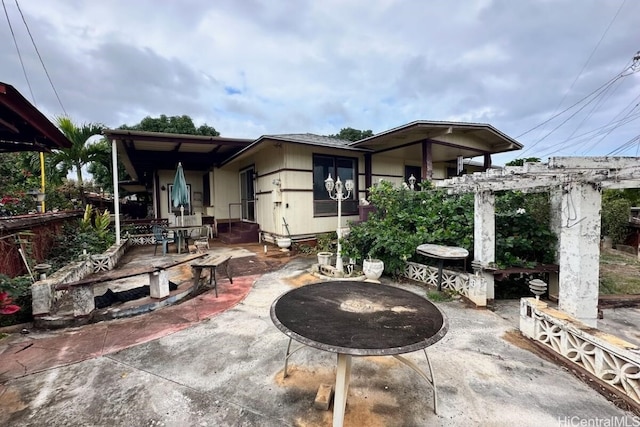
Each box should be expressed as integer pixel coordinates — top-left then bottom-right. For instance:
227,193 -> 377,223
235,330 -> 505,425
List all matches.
350,120 -> 522,160
103,128 -> 253,189
220,133 -> 371,166
0,82 -> 72,152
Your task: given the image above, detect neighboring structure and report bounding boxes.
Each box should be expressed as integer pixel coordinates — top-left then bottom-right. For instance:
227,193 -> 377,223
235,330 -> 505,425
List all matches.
0,81 -> 72,152
105,120 -> 522,243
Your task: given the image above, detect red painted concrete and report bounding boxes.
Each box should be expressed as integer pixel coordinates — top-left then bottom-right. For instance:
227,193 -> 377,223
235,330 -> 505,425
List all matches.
0,275 -> 258,382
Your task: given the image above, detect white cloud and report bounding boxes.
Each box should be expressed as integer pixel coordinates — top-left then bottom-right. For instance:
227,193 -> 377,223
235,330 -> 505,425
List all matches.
0,0 -> 638,163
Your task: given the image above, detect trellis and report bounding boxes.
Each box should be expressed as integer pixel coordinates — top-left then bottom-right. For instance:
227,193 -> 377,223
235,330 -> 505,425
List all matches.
437,157 -> 640,327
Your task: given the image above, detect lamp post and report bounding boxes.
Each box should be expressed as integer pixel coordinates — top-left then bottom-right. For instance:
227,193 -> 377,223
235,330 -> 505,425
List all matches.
325,173 -> 354,273
408,174 -> 417,190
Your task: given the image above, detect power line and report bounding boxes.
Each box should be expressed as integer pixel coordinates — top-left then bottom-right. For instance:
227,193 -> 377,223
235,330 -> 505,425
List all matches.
524,0 -> 628,144
14,0 -> 67,115
2,0 -> 35,104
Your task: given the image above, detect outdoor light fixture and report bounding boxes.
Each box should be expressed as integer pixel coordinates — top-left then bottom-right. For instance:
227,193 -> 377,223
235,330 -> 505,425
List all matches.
408,174 -> 417,190
325,173 -> 354,273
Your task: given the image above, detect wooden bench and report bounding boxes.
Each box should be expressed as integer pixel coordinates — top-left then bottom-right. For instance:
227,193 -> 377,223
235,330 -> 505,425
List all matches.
191,255 -> 233,297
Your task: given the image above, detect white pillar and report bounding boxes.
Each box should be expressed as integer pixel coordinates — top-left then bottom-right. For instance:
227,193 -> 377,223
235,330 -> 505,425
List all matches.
474,190 -> 495,302
557,182 -> 601,327
111,139 -> 121,245
548,190 -> 563,298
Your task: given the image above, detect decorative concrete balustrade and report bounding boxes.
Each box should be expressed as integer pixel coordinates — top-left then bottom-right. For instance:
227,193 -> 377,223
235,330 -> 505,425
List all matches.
31,239 -> 130,319
520,298 -> 640,405
403,261 -> 471,296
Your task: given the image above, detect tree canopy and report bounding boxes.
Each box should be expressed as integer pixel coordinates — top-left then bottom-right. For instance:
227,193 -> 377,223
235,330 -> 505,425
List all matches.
53,117 -> 107,204
120,114 -> 220,136
329,127 -> 374,142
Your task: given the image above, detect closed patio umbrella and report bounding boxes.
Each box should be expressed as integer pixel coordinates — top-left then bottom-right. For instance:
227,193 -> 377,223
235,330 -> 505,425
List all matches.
172,162 -> 189,226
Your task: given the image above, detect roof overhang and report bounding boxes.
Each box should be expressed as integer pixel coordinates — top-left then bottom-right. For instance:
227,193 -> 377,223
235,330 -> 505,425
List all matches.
350,120 -> 523,161
220,133 -> 372,166
103,128 -> 253,188
0,82 -> 72,152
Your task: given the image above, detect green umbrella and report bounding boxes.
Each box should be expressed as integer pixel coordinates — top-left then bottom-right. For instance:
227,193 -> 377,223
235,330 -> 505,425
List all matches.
172,162 -> 189,225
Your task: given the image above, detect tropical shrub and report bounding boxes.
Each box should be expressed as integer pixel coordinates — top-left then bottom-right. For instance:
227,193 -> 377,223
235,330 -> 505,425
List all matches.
342,181 -> 556,275
601,190 -> 632,246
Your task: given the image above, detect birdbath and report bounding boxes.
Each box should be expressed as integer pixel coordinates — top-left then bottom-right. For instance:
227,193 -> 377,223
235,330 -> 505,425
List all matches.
34,263 -> 52,281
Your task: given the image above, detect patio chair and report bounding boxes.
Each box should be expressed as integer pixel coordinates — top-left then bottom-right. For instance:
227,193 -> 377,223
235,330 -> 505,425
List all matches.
193,225 -> 210,253
153,225 -> 175,255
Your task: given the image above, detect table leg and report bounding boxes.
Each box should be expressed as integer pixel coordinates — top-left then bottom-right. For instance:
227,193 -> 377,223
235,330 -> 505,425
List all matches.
333,353 -> 352,427
437,259 -> 444,291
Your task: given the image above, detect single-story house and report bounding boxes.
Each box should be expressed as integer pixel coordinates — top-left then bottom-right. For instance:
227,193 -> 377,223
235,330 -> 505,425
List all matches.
104,120 -> 522,243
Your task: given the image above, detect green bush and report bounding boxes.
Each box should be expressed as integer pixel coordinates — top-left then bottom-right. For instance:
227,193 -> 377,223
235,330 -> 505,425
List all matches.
342,181 -> 557,276
601,191 -> 632,245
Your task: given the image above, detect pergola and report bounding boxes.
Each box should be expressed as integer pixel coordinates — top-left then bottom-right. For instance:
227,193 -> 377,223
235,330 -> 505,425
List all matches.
438,157 -> 640,327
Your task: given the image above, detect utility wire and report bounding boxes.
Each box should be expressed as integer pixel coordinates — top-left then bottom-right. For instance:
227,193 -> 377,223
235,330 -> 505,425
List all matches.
14,0 -> 67,115
2,0 -> 35,104
524,0 -> 628,144
515,0 -> 628,142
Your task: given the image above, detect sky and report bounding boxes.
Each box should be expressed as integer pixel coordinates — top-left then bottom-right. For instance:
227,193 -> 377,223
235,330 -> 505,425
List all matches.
1,0 -> 639,165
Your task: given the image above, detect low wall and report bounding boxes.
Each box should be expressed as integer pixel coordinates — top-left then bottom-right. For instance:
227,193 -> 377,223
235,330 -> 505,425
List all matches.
32,238 -> 130,317
403,261 -> 471,296
520,298 -> 640,407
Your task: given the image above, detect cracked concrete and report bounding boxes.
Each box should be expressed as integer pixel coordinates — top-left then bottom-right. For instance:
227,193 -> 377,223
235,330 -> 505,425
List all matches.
0,254 -> 638,426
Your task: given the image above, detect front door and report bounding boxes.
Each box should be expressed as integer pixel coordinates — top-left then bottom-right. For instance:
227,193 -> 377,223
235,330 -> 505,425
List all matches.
240,167 -> 255,222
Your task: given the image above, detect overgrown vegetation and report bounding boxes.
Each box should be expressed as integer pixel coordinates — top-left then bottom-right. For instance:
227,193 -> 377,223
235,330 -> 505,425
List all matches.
601,189 -> 638,246
342,180 -> 557,276
0,205 -> 114,327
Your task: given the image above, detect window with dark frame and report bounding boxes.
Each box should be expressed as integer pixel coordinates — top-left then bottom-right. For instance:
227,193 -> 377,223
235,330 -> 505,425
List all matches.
313,154 -> 358,216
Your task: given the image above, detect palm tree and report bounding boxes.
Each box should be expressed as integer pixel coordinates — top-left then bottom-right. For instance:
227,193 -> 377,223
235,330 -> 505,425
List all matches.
53,116 -> 106,205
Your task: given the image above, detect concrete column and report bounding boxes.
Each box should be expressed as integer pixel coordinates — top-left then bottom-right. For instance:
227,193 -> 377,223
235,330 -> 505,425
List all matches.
548,190 -> 563,298
557,182 -> 601,327
149,269 -> 169,299
474,190 -> 495,302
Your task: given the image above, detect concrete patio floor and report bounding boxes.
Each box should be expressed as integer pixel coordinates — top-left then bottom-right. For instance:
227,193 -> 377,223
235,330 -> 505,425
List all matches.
0,245 -> 638,426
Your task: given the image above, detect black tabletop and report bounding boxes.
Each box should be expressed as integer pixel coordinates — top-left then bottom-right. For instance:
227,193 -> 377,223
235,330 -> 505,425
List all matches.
270,281 -> 448,356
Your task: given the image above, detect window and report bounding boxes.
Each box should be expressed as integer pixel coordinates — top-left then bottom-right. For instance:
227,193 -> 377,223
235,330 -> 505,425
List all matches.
313,154 -> 358,216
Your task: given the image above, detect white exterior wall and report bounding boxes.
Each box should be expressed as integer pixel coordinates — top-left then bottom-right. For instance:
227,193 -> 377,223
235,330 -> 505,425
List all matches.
156,169 -> 205,218
217,142 -> 456,238
212,168 -> 240,220
371,155 -> 447,183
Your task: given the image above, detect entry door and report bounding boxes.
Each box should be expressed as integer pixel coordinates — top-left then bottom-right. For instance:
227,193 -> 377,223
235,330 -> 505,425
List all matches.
240,167 -> 255,222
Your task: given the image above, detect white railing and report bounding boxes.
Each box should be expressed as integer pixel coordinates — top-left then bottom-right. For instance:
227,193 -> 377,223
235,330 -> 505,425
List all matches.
520,298 -> 640,405
403,261 -> 471,296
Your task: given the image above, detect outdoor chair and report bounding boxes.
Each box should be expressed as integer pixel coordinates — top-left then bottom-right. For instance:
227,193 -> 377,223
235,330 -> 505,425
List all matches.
153,225 -> 175,255
193,225 -> 210,253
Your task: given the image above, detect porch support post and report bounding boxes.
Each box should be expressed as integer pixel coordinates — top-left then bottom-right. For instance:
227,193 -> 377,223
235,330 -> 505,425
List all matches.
111,139 -> 121,245
557,182 -> 601,327
421,140 -> 433,181
483,154 -> 492,171
364,153 -> 372,197
473,190 -> 495,303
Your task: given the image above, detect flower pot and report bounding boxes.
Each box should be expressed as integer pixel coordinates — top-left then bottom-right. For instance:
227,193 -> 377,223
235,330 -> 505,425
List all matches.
317,251 -> 333,266
363,258 -> 384,280
276,237 -> 291,249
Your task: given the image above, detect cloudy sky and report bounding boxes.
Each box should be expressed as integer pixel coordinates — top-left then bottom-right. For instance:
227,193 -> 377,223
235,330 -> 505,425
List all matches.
1,0 -> 639,164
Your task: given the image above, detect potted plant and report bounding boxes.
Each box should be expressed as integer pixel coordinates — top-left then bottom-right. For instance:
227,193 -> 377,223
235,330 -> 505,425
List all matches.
363,256 -> 384,280
316,232 -> 336,265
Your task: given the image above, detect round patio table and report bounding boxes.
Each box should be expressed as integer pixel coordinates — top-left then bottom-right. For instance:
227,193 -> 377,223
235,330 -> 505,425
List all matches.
270,281 -> 448,427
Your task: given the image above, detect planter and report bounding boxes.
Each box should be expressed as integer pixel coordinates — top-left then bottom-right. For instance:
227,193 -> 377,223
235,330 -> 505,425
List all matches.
317,252 -> 333,266
363,258 -> 384,280
276,237 -> 292,249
